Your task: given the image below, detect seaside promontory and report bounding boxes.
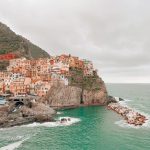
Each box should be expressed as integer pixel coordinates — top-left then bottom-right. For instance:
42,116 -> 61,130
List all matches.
0,22 -> 108,127
41,68 -> 108,109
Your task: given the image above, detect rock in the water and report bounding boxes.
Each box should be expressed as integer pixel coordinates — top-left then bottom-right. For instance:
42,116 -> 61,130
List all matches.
107,102 -> 147,126
107,96 -> 117,104
119,97 -> 124,101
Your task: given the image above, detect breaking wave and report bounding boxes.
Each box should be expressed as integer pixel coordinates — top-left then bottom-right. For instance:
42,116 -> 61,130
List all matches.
114,97 -> 150,128
23,117 -> 81,128
57,111 -> 63,115
115,117 -> 150,129
114,96 -> 131,106
0,137 -> 29,150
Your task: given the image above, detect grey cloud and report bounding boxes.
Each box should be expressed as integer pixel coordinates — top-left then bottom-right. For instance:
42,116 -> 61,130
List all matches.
0,0 -> 150,83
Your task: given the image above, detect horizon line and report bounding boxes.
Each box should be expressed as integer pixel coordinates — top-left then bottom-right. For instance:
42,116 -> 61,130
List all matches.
106,82 -> 150,84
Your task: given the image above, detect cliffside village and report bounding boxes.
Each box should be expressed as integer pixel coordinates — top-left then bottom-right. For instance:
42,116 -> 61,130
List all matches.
0,54 -> 95,97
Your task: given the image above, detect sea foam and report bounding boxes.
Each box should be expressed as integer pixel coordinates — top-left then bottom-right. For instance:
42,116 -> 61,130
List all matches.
23,117 -> 81,128
114,97 -> 150,128
57,111 -> 63,115
0,138 -> 29,150
115,116 -> 150,129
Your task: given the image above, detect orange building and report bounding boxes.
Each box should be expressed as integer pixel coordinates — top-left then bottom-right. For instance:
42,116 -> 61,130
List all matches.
76,60 -> 84,69
9,77 -> 31,96
59,54 -> 69,63
68,56 -> 84,69
10,83 -> 30,96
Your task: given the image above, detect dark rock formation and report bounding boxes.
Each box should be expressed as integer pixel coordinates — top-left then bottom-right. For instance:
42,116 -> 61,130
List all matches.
107,96 -> 117,104
119,97 -> 124,101
0,100 -> 56,128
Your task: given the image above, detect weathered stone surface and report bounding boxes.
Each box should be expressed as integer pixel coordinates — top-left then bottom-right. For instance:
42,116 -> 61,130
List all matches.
0,101 -> 56,128
21,102 -> 56,122
83,89 -> 107,105
41,81 -> 82,108
41,75 -> 108,108
82,76 -> 108,105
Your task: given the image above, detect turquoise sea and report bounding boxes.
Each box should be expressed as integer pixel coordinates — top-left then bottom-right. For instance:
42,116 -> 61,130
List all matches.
0,84 -> 150,150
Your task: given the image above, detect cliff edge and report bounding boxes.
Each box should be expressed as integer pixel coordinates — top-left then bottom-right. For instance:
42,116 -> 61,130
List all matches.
41,72 -> 108,109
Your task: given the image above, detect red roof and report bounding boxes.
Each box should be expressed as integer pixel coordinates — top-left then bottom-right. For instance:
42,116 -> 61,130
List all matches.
0,53 -> 17,60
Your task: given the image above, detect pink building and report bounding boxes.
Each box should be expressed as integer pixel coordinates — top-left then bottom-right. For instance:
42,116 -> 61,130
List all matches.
9,77 -> 31,96
35,81 -> 51,97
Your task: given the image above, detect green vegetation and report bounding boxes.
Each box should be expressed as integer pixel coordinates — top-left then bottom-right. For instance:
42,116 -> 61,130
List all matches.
0,49 -> 7,54
83,76 -> 101,90
0,22 -> 50,70
0,61 -> 9,71
68,67 -> 84,87
68,67 -> 101,91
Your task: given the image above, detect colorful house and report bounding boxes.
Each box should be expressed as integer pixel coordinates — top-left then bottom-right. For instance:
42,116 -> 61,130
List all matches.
83,59 -> 94,76
9,77 -> 31,96
35,81 -> 51,97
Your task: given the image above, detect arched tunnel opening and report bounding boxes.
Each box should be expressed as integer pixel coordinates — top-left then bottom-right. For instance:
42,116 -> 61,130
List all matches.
14,99 -> 20,102
15,101 -> 24,107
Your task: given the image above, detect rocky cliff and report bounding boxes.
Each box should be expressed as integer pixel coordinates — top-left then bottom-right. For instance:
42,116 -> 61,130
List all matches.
0,100 -> 56,128
41,74 -> 108,109
41,82 -> 82,108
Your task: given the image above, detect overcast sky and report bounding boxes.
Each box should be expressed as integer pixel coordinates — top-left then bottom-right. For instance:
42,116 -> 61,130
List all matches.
0,0 -> 150,83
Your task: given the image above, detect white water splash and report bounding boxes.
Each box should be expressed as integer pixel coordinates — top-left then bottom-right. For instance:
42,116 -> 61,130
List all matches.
115,120 -> 140,129
57,111 -> 63,115
115,116 -> 150,129
114,97 -> 150,128
23,117 -> 81,128
114,97 -> 131,107
9,136 -> 23,141
0,138 -> 29,150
